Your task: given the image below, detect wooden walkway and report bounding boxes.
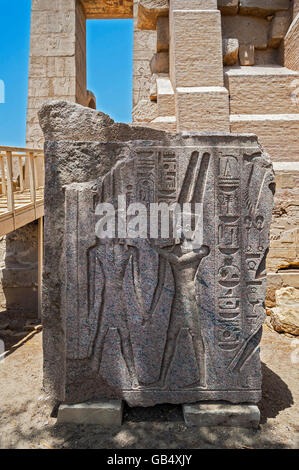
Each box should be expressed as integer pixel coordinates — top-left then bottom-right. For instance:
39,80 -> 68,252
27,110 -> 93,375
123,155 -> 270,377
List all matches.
0,146 -> 44,236
0,146 -> 44,315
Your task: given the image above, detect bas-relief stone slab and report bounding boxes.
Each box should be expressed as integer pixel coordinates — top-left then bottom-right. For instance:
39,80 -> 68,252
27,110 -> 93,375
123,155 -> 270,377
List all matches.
60,138 -> 274,407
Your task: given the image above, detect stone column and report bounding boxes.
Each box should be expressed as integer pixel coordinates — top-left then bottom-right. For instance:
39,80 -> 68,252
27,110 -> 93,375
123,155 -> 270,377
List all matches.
26,0 -> 87,150
132,0 -> 158,123
169,0 -> 230,132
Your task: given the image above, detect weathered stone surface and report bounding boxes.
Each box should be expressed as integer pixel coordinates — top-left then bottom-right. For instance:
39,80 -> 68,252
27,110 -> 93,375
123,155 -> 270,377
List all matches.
81,0 -> 133,19
223,38 -> 239,65
38,100 -> 166,141
150,52 -> 169,73
254,48 -> 280,65
224,66 -> 299,114
270,287 -> 299,335
85,90 -> 96,109
171,0 -> 217,8
222,15 -> 270,50
267,272 -> 299,309
268,11 -> 291,48
138,0 -> 169,30
218,0 -> 239,15
183,402 -> 260,428
133,1 -> 157,115
284,13 -> 299,71
40,100 -> 274,407
157,16 -> 169,52
157,76 -> 175,116
230,114 -> 299,162
268,162 -> 299,274
132,99 -> 159,122
27,0 -> 87,148
239,44 -> 255,65
150,74 -> 158,101
149,116 -> 177,131
57,400 -> 124,425
176,87 -> 230,132
0,223 -> 38,313
239,0 -> 291,18
171,9 -> 224,88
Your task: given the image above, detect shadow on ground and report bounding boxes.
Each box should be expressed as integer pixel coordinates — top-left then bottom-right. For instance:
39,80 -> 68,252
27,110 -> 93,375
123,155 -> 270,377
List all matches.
0,329 -> 296,449
259,362 -> 293,424
2,361 -> 294,449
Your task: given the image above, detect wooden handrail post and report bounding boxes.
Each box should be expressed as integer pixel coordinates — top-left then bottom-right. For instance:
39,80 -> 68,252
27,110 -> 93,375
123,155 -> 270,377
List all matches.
0,155 -> 6,195
33,154 -> 39,190
6,151 -> 14,212
18,156 -> 24,191
28,151 -> 36,203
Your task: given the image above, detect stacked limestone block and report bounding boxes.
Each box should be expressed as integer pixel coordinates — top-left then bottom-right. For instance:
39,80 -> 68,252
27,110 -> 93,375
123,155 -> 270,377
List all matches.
135,0 -> 230,132
26,0 -> 88,150
266,162 -> 299,335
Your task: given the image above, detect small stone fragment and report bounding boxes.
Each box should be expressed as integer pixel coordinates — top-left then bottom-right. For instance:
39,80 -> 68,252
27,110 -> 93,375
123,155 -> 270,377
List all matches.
150,52 -> 169,73
239,44 -> 255,65
218,0 -> 239,15
270,287 -> 299,336
223,38 -> 239,65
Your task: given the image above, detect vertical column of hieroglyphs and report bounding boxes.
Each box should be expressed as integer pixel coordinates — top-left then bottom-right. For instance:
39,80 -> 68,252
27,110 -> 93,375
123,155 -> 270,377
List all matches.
169,0 -> 230,132
26,0 -> 87,150
132,0 -> 158,124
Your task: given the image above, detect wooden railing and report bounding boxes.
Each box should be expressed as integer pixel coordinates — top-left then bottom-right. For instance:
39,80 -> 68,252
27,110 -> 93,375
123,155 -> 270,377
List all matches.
0,146 -> 44,236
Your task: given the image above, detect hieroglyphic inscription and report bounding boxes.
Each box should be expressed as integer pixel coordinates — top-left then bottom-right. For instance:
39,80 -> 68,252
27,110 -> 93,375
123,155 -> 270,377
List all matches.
216,153 -> 242,352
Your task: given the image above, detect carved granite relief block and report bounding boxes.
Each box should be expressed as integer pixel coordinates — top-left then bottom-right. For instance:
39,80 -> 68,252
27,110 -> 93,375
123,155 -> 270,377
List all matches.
40,101 -> 274,407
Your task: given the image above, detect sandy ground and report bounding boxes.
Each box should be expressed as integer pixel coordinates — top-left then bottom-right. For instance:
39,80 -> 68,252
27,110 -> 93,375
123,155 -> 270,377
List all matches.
0,320 -> 298,449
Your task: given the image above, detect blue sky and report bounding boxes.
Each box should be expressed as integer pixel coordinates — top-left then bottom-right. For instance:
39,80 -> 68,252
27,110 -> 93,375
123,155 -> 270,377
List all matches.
0,1 -> 133,147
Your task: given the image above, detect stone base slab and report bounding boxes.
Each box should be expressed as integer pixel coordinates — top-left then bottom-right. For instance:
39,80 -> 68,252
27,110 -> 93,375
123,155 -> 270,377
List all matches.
183,402 -> 260,428
176,86 -> 230,132
57,400 -> 124,426
230,114 -> 299,162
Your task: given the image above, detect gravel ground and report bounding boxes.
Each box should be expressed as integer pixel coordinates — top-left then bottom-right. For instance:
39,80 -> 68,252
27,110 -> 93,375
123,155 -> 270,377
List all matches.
0,320 -> 298,449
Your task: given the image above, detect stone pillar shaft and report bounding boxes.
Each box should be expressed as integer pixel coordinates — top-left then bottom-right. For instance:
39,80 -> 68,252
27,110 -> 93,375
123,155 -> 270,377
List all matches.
169,0 -> 230,132
26,0 -> 87,149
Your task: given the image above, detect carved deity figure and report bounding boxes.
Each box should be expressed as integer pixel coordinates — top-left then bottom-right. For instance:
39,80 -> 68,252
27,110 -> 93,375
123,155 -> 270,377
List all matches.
151,238 -> 210,388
